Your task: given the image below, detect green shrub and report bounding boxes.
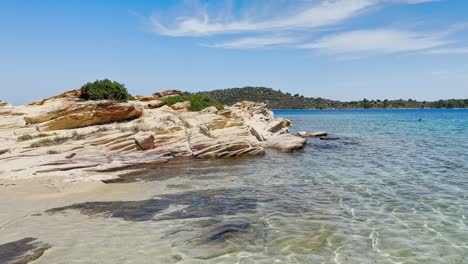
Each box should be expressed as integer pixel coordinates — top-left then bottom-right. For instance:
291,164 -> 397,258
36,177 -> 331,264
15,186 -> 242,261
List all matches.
162,94 -> 224,111
30,136 -> 68,148
71,131 -> 85,140
17,133 -> 49,142
80,79 -> 133,102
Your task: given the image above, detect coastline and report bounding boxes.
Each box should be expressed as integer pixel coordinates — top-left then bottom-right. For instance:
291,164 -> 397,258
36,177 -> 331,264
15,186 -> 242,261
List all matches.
1,106 -> 467,263
0,90 -> 308,184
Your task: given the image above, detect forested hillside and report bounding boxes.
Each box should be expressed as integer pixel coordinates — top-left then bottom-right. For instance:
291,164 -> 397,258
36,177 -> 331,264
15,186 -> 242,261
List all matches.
197,87 -> 468,109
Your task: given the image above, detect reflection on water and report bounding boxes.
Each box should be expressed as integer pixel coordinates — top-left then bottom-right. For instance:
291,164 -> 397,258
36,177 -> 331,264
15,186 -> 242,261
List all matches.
1,109 -> 468,263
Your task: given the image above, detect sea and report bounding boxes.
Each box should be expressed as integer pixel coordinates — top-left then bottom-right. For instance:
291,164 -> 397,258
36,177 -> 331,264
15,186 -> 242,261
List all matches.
2,109 -> 468,263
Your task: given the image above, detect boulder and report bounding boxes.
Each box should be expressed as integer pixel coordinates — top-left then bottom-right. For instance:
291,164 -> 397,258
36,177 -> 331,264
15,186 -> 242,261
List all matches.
135,95 -> 158,102
171,101 -> 191,111
153,90 -> 183,100
200,106 -> 218,114
26,101 -> 143,131
297,131 -> 327,137
134,132 -> 155,150
158,105 -> 174,112
147,100 -> 165,109
218,109 -> 232,118
320,136 -> 339,141
267,134 -> 306,152
0,101 -> 8,107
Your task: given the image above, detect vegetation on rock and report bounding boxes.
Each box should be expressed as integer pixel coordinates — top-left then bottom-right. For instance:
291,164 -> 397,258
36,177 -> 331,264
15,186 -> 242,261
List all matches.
17,133 -> 50,142
198,87 -> 468,109
80,79 -> 133,102
30,136 -> 69,148
162,94 -> 224,111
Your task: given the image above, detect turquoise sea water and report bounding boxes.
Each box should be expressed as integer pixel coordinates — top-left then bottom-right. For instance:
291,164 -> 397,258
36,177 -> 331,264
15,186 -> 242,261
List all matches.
2,109 -> 468,263
270,109 -> 468,263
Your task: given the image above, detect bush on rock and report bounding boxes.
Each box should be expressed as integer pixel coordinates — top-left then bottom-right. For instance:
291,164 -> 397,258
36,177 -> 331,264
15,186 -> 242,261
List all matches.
80,79 -> 133,102
163,94 -> 224,111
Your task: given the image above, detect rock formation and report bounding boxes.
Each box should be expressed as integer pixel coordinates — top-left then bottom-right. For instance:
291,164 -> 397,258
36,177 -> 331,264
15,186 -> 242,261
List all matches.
297,131 -> 327,137
0,91 -> 306,182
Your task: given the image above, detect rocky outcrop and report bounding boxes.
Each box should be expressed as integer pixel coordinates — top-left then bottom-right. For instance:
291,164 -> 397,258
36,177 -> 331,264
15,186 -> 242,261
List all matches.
229,101 -> 305,152
153,90 -> 183,99
25,101 -> 143,131
297,131 -> 327,137
135,95 -> 158,102
267,134 -> 307,152
0,92 -> 307,182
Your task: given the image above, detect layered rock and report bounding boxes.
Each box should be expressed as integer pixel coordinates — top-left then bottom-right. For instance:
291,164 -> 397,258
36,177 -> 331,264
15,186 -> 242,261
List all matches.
0,92 -> 306,182
25,100 -> 143,131
230,101 -> 306,151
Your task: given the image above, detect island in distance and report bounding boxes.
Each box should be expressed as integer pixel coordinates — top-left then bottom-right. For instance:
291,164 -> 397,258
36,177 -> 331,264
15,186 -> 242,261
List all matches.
198,87 -> 468,109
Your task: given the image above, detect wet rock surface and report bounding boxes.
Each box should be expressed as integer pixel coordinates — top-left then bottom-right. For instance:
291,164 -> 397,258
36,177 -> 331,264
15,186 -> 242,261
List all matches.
106,156 -> 258,183
297,131 -> 328,137
0,237 -> 51,264
47,188 -> 262,222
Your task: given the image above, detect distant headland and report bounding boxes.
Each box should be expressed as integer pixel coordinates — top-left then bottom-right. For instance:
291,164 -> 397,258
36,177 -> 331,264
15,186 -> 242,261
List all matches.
197,87 -> 468,109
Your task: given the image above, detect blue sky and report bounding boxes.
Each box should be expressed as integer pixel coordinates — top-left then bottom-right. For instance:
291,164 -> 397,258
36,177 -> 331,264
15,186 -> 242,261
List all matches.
1,0 -> 467,105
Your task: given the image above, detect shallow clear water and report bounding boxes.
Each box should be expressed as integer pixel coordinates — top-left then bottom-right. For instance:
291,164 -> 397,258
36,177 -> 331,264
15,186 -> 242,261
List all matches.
2,109 -> 468,263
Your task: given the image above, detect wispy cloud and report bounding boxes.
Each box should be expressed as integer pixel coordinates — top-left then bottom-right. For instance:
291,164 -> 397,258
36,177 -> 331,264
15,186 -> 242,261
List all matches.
300,29 -> 448,54
425,47 -> 468,54
146,0 -> 458,56
150,0 -> 377,37
203,36 -> 300,49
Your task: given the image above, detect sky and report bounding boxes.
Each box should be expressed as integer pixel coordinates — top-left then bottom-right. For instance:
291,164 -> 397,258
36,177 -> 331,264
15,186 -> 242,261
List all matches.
1,0 -> 467,105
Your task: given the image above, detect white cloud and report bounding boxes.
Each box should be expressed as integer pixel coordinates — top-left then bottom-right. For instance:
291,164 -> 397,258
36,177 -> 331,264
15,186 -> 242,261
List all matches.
150,0 -> 377,36
425,47 -> 468,54
301,29 -> 448,54
202,36 -> 300,49
147,0 -> 453,55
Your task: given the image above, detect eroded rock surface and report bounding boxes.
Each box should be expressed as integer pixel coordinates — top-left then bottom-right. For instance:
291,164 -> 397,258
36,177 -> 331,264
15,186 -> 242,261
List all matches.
0,92 -> 305,181
25,100 -> 142,131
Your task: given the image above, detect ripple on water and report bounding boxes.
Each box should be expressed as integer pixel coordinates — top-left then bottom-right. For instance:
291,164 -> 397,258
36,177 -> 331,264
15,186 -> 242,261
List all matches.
3,109 -> 468,263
